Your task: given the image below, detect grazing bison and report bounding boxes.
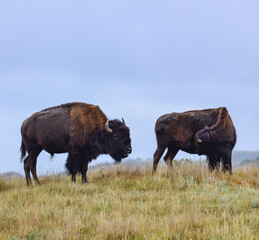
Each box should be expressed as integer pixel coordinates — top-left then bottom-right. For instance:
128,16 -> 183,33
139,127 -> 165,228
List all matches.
20,102 -> 132,185
153,107 -> 236,173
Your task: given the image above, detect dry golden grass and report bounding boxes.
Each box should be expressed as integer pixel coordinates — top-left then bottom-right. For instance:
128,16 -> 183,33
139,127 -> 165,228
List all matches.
0,162 -> 258,240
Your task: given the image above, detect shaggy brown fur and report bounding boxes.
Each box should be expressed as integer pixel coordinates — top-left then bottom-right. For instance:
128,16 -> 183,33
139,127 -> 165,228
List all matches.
69,104 -> 107,148
20,102 -> 132,185
153,107 -> 236,173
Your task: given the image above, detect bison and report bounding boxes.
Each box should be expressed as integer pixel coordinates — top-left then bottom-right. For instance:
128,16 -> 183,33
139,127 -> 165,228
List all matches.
153,107 -> 236,173
20,102 -> 132,185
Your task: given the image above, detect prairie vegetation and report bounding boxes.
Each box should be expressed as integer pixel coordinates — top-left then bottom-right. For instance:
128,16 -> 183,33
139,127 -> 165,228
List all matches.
0,161 -> 258,239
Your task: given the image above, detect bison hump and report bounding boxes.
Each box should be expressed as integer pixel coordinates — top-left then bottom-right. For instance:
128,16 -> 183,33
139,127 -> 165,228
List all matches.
69,104 -> 107,147
158,114 -> 178,124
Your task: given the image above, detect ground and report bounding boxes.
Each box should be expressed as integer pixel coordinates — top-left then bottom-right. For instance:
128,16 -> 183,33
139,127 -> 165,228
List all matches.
0,162 -> 258,240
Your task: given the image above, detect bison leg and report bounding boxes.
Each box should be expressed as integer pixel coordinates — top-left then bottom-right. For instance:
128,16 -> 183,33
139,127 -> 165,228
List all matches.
24,156 -> 32,186
163,147 -> 178,169
66,154 -> 77,183
80,161 -> 89,184
66,150 -> 83,183
153,146 -> 166,173
222,151 -> 232,174
28,149 -> 42,185
208,153 -> 220,172
71,174 -> 76,183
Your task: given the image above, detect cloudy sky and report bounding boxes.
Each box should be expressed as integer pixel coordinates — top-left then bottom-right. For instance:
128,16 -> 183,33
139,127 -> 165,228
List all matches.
1,1 -> 259,174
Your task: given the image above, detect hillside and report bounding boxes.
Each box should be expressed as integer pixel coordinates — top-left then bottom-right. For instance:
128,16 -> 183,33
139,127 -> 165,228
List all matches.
240,158 -> 259,167
0,163 -> 258,239
1,150 -> 258,181
232,150 -> 259,166
0,171 -> 23,180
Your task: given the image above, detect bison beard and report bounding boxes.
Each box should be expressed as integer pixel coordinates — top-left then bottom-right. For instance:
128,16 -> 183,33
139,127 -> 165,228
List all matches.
20,102 -> 132,185
153,107 -> 236,174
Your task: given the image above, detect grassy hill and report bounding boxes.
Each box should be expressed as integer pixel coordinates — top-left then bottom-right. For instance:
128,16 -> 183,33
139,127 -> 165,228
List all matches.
0,162 -> 258,240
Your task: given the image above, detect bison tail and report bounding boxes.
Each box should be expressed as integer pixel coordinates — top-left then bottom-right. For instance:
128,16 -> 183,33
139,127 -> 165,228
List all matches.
20,140 -> 27,161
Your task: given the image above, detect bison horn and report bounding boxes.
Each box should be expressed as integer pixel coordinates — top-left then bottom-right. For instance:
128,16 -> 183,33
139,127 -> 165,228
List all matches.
197,138 -> 203,143
105,119 -> 112,133
122,118 -> 125,125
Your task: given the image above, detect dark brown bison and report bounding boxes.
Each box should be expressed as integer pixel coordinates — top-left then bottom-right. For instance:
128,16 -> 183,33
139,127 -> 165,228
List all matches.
20,102 -> 132,185
153,107 -> 236,173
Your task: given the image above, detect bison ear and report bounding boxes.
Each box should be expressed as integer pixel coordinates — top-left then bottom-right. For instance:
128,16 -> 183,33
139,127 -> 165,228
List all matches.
104,119 -> 113,133
122,118 -> 125,125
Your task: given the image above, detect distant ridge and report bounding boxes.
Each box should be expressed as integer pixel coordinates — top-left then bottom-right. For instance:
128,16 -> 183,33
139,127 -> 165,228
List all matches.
240,158 -> 259,167
1,151 -> 259,180
0,171 -> 23,180
232,150 -> 259,167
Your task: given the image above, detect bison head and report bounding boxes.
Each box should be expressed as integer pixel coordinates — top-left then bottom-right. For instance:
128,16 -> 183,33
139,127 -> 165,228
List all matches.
101,119 -> 132,162
195,128 -> 212,155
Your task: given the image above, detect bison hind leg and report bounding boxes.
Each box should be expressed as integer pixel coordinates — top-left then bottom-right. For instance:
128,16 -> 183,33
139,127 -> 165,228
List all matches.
28,148 -> 42,185
163,147 -> 179,169
153,146 -> 166,173
24,156 -> 32,186
22,148 -> 42,186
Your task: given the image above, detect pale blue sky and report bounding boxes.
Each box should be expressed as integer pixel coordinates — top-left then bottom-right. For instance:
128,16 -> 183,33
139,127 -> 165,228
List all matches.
1,1 -> 259,173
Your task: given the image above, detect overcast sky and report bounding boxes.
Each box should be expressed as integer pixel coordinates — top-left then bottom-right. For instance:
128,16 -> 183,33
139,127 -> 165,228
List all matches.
1,1 -> 259,174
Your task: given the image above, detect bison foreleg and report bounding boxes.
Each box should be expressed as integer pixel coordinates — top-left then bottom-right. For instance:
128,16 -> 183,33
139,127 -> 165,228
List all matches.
66,151 -> 81,183
71,174 -> 76,183
80,160 -> 89,184
208,153 -> 220,173
222,150 -> 232,174
66,150 -> 90,183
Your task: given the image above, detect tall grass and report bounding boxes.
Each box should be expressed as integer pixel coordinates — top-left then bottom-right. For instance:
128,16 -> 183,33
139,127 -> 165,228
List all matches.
0,162 -> 258,239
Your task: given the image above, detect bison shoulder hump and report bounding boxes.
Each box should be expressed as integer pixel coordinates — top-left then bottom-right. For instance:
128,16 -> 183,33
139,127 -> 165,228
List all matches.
157,114 -> 178,125
69,104 -> 107,134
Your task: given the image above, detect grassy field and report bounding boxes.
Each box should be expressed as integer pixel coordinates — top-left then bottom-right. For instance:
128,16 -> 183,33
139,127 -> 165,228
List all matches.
0,162 -> 258,240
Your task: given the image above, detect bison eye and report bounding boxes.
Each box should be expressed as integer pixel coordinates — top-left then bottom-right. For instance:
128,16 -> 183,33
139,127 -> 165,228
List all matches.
113,135 -> 120,141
